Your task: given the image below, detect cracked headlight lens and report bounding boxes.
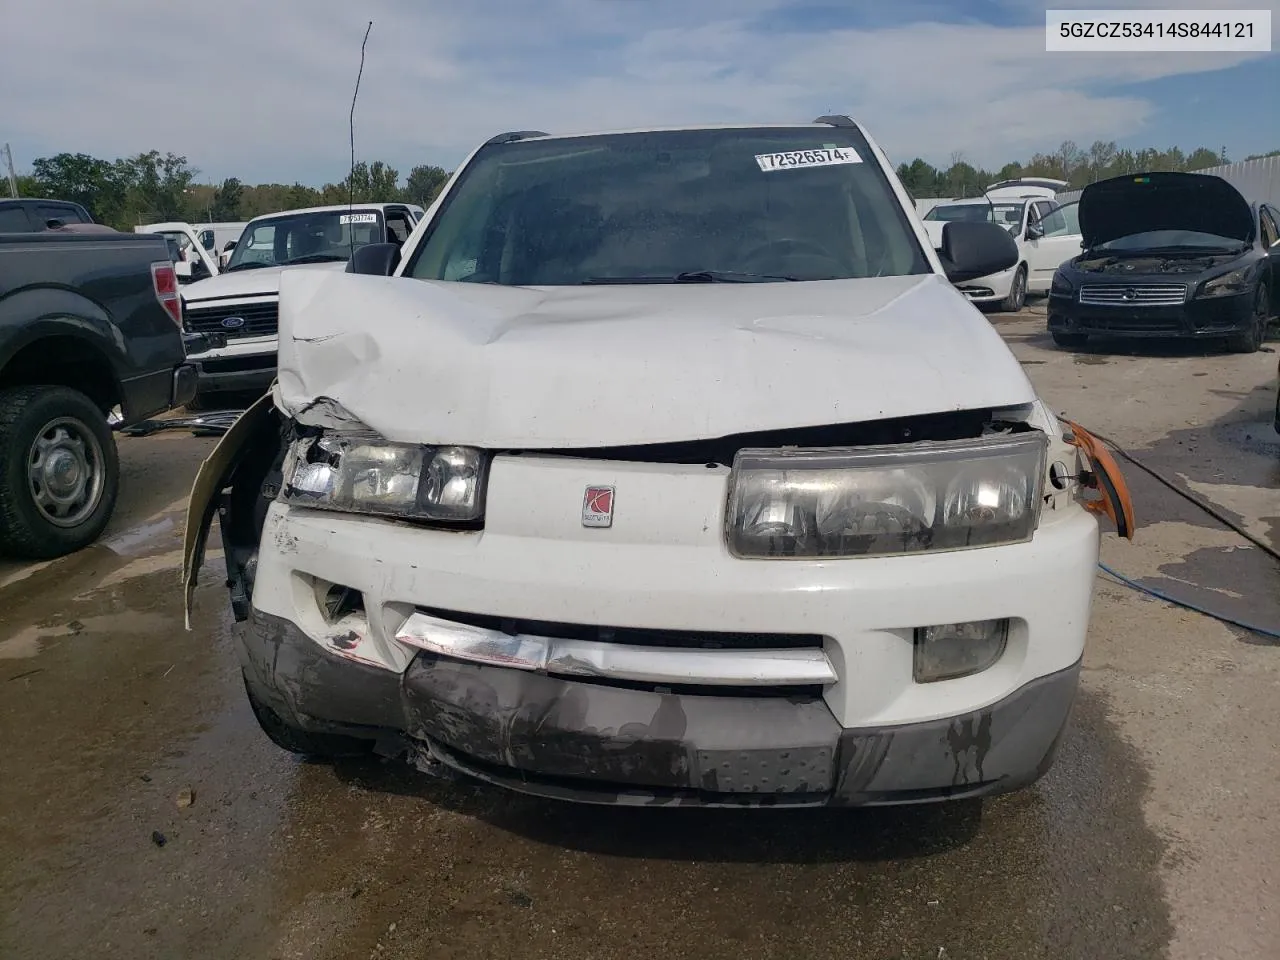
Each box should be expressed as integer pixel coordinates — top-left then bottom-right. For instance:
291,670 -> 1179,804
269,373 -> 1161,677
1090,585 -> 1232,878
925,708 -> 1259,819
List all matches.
725,433 -> 1047,558
282,433 -> 488,522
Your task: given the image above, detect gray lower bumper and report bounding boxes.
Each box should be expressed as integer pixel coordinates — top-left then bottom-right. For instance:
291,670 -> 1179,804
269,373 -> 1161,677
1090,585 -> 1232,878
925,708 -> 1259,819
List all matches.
238,611 -> 1080,808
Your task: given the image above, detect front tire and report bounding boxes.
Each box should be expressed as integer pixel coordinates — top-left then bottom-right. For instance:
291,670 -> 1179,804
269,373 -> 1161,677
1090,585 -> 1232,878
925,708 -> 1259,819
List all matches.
1225,285 -> 1269,354
999,264 -> 1027,313
0,385 -> 120,560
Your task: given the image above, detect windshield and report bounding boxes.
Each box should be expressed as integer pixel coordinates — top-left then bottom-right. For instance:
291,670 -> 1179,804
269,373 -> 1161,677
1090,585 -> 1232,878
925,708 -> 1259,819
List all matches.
924,201 -> 1024,231
406,127 -> 930,284
225,209 -> 384,270
1092,229 -> 1246,253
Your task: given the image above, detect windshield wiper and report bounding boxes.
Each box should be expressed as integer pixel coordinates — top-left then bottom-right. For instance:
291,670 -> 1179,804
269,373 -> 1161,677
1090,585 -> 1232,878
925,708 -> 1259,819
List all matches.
284,254 -> 350,265
223,261 -> 271,272
582,270 -> 799,284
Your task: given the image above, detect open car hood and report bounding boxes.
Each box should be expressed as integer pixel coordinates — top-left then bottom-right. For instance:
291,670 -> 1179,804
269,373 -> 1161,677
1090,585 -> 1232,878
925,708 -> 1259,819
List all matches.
1078,172 -> 1253,249
270,269 -> 1038,449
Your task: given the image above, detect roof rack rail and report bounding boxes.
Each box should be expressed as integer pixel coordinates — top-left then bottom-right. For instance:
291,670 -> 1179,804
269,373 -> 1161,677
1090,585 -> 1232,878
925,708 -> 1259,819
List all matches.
484,130 -> 549,145
812,115 -> 855,128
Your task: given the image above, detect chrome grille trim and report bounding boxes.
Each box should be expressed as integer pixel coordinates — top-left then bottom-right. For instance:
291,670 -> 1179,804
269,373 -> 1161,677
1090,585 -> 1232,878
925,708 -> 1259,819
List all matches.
1078,284 -> 1187,307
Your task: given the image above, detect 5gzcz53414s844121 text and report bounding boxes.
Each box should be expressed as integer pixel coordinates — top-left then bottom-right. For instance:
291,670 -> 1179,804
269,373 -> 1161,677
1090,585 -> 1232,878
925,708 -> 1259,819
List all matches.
1045,9 -> 1272,51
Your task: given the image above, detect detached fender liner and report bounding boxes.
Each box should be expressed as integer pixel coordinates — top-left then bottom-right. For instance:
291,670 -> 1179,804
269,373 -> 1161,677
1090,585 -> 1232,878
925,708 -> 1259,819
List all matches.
238,610 -> 1081,807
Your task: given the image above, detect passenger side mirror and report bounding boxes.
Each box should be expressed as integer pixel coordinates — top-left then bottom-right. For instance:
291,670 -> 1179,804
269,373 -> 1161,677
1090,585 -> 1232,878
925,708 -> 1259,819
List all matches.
1026,222 -> 1044,240
937,221 -> 1019,284
174,260 -> 194,282
348,242 -> 401,276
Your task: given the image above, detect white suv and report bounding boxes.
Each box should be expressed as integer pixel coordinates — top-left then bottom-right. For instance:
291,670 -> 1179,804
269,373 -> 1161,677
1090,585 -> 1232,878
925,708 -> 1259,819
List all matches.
186,117 -> 1130,809
923,186 -> 1082,311
179,202 -> 423,408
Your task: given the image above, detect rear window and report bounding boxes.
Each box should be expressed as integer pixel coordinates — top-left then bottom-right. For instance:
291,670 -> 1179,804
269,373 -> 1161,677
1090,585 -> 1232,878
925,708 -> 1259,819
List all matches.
37,205 -> 86,226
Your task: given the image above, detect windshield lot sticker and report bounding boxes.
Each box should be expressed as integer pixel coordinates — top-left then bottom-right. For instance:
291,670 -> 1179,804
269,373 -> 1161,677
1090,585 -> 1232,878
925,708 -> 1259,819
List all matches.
755,147 -> 861,172
339,212 -> 378,224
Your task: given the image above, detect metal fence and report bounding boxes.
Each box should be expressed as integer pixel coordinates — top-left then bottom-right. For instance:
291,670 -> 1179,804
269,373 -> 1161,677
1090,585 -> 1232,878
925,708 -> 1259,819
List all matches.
1053,154 -> 1280,206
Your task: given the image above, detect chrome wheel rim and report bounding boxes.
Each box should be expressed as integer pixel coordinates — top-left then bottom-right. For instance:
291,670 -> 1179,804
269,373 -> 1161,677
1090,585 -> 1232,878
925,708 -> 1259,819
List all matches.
26,417 -> 105,528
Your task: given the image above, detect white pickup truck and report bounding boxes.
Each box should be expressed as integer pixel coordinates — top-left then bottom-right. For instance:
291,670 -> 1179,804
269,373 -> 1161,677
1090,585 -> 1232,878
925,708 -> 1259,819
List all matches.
177,203 -> 423,408
922,181 -> 1082,311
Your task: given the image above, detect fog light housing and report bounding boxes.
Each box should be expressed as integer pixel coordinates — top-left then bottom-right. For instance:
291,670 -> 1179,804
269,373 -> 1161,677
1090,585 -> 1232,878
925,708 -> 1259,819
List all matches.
913,618 -> 1009,682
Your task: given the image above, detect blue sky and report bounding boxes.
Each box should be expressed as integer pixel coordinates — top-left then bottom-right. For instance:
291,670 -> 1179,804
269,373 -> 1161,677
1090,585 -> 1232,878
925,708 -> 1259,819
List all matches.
3,0 -> 1276,186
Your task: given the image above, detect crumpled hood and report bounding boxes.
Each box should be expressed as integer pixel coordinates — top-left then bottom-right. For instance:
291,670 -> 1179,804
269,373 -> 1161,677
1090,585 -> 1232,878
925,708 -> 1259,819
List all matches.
274,270 -> 1037,448
1079,172 -> 1253,249
181,260 -> 347,302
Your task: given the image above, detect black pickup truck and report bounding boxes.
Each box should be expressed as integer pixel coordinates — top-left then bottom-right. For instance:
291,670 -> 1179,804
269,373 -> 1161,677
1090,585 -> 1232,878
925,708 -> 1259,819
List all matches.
0,229 -> 209,558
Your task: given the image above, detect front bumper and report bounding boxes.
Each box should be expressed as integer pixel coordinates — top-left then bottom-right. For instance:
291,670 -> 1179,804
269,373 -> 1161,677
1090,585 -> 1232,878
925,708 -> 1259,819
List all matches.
955,264 -> 1017,304
235,450 -> 1100,805
1048,288 -> 1254,338
186,335 -> 278,394
240,608 -> 1081,807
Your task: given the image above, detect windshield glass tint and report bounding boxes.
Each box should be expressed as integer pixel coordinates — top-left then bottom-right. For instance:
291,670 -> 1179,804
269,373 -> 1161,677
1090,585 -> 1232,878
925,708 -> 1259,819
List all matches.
226,210 -> 384,268
407,127 -> 930,284
1095,229 -> 1244,251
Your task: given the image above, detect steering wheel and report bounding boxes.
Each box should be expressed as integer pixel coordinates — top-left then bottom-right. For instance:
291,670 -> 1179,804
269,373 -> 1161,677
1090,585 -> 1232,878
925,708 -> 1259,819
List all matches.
738,236 -> 840,273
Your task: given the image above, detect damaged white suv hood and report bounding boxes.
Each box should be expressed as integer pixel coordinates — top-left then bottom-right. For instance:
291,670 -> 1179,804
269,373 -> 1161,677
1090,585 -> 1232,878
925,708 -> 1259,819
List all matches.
274,269 -> 1037,448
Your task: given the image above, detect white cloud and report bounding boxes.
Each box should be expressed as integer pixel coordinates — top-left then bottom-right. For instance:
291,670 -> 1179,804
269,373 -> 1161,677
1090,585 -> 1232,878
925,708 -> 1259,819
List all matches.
1,0 -> 1275,182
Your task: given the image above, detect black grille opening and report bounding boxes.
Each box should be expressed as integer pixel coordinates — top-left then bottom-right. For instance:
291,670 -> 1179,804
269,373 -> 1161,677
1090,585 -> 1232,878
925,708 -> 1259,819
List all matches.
197,354 -> 277,373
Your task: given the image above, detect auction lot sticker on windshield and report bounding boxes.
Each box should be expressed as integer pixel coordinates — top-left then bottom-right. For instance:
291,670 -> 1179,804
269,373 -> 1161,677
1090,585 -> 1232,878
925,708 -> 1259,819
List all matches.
339,212 -> 378,224
755,147 -> 862,172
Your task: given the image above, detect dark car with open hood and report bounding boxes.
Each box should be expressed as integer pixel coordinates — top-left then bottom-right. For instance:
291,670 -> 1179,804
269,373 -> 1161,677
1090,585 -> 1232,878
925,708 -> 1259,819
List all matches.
1047,172 -> 1280,353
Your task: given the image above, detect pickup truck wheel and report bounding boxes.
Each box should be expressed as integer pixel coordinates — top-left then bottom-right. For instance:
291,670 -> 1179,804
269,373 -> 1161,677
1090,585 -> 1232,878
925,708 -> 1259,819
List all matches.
999,264 -> 1027,313
1225,285 -> 1268,354
0,386 -> 119,560
243,675 -> 373,758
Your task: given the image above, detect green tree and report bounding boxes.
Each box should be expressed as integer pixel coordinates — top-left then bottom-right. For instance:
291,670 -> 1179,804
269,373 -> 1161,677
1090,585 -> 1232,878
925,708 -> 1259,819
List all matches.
121,151 -> 197,223
404,164 -> 449,206
29,152 -> 128,223
1185,148 -> 1222,170
209,177 -> 244,220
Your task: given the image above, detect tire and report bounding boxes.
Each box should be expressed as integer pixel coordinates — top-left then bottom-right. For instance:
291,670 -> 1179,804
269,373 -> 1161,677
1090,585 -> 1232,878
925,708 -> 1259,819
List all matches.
1225,285 -> 1269,354
243,675 -> 372,758
999,264 -> 1027,313
0,385 -> 120,560
1052,331 -> 1088,349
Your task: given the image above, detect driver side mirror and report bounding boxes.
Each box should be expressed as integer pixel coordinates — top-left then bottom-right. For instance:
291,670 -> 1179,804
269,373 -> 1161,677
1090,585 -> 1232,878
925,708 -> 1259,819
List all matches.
1026,222 -> 1044,240
937,221 -> 1019,284
348,242 -> 401,276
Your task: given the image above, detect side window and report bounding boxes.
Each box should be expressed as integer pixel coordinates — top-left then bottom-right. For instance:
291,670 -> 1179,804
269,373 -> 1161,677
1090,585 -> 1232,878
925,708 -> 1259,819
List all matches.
1040,206 -> 1070,237
384,209 -> 412,245
1260,207 -> 1279,248
199,229 -> 216,250
0,206 -> 33,232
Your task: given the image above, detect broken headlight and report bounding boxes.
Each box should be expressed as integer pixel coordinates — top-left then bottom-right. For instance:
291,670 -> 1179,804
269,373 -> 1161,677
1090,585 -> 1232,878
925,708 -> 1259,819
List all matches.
281,433 -> 488,522
725,433 -> 1047,558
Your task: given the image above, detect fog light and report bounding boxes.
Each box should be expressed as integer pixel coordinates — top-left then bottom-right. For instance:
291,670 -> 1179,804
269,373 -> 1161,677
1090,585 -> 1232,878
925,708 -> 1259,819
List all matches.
913,619 -> 1009,682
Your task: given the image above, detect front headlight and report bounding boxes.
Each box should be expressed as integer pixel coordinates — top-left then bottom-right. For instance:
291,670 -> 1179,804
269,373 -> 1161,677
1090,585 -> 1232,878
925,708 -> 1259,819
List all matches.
1051,271 -> 1073,296
281,432 -> 488,522
1198,268 -> 1251,299
725,433 -> 1047,559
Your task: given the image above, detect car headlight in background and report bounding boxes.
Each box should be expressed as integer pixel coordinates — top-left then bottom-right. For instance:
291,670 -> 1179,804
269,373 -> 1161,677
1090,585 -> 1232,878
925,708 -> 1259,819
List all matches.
282,433 -> 488,522
725,433 -> 1047,559
1198,268 -> 1252,299
1050,271 -> 1073,296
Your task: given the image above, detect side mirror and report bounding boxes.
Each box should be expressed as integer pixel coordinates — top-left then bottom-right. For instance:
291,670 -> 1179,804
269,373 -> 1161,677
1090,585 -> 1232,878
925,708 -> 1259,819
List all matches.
174,260 -> 194,281
348,242 -> 401,276
1026,222 -> 1044,240
45,218 -> 66,230
938,221 -> 1019,284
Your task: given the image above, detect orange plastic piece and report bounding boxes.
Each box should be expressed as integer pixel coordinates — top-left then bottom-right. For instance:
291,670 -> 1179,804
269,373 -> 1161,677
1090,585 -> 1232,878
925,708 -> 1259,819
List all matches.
1062,420 -> 1135,540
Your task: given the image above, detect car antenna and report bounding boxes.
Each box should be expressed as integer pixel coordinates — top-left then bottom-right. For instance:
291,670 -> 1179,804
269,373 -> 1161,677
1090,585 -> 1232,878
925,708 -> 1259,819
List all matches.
348,20 -> 373,261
